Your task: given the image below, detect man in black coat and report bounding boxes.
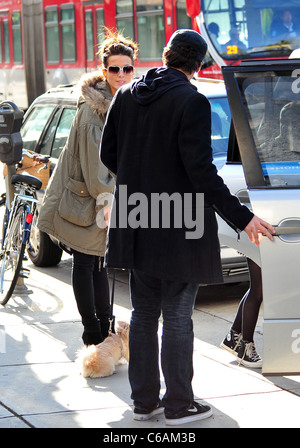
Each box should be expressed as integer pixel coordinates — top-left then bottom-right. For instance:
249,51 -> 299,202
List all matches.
100,29 -> 274,426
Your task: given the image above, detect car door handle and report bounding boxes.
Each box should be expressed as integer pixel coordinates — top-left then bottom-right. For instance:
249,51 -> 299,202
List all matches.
273,226 -> 300,236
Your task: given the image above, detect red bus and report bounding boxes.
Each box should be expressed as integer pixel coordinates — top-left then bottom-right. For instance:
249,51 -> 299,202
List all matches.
0,0 -> 195,109
41,0 -> 194,90
188,0 -> 300,79
1,0 -> 299,109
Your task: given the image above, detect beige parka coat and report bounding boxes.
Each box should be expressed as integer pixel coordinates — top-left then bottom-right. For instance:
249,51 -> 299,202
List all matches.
37,72 -> 115,256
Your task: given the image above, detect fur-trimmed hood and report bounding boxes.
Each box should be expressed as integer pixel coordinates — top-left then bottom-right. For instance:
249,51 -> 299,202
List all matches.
78,71 -> 112,116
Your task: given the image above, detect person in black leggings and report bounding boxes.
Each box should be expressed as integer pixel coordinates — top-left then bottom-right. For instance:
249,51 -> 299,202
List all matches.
38,30 -> 138,346
72,252 -> 111,345
221,258 -> 263,368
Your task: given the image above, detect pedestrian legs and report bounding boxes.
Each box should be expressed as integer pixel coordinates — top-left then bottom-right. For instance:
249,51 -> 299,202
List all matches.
72,250 -> 110,345
129,269 -> 199,414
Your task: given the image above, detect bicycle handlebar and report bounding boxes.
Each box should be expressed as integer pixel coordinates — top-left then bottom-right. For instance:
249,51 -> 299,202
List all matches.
22,149 -> 50,164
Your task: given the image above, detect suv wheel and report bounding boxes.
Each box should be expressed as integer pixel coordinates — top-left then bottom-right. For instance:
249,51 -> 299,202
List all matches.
28,213 -> 62,267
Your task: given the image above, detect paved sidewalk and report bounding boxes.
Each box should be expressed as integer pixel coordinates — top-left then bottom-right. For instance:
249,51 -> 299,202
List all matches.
0,257 -> 300,430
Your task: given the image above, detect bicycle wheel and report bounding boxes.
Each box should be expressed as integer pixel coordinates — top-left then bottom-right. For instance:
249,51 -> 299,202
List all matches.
0,206 -> 26,306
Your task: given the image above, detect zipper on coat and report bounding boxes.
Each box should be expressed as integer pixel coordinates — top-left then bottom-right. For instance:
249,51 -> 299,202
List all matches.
212,204 -> 242,235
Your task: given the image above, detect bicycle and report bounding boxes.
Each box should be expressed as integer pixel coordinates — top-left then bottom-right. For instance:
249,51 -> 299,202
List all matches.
0,150 -> 49,305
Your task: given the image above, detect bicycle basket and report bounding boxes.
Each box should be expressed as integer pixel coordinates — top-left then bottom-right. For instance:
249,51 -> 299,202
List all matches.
3,149 -> 50,189
16,150 -> 50,189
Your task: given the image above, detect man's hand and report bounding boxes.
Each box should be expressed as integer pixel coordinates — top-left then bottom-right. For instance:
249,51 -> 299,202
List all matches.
244,215 -> 275,246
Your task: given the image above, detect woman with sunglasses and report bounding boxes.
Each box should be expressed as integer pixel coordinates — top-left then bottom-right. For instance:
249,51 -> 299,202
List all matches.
38,30 -> 138,346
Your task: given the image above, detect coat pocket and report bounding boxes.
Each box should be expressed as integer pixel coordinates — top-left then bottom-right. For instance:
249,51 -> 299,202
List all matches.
58,178 -> 95,227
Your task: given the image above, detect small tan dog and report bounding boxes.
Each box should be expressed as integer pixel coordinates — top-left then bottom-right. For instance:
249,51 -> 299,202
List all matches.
80,321 -> 129,378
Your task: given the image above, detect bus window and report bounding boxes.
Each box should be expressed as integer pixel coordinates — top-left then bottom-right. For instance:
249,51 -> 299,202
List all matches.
0,21 -> 2,64
96,9 -> 105,46
12,11 -> 22,64
136,0 -> 164,60
85,10 -> 94,62
45,7 -> 60,64
4,19 -> 10,63
61,4 -> 76,63
116,0 -> 134,42
176,0 -> 192,29
202,0 -> 300,61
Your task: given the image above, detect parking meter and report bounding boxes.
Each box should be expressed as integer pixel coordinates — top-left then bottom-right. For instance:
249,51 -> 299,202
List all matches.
0,101 -> 24,209
0,101 -> 23,165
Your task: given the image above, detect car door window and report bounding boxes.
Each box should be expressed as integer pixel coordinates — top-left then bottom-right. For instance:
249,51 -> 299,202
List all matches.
209,97 -> 231,170
39,107 -> 76,158
21,106 -> 55,152
39,108 -> 61,156
51,107 -> 76,159
233,71 -> 300,187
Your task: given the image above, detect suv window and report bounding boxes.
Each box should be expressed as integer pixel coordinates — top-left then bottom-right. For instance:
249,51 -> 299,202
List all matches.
21,106 -> 55,152
52,108 -> 76,158
39,108 -> 61,155
39,107 -> 76,158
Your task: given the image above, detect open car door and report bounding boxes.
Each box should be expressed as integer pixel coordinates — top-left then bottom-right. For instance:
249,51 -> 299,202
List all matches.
222,60 -> 300,376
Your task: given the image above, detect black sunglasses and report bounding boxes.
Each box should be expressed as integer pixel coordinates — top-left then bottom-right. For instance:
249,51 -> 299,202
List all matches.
105,65 -> 134,75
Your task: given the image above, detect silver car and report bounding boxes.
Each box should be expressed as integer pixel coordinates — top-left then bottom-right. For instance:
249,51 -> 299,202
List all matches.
219,59 -> 300,376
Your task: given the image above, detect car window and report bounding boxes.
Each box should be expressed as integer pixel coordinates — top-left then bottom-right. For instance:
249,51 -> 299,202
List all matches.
209,97 -> 231,170
21,106 -> 55,152
237,71 -> 300,187
39,108 -> 61,156
52,108 -> 76,159
39,107 -> 76,158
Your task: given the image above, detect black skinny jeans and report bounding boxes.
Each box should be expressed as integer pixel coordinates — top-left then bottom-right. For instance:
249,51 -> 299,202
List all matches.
72,250 -> 110,342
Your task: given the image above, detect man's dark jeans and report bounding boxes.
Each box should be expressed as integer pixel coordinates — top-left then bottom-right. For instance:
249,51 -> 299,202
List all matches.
72,250 -> 110,339
129,269 -> 199,415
